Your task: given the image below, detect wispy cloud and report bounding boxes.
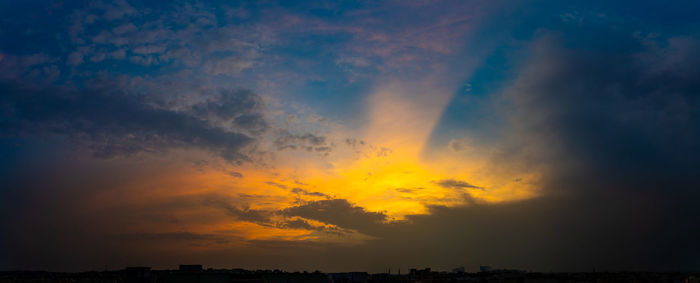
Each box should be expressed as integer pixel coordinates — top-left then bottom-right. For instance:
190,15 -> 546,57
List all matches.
433,179 -> 485,190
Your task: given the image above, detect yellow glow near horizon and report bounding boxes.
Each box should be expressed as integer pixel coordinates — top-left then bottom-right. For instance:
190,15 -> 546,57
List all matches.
84,82 -> 542,245
221,82 -> 542,240
234,82 -> 542,223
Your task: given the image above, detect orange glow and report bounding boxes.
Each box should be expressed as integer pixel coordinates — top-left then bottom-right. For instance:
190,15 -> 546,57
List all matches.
82,83 -> 543,246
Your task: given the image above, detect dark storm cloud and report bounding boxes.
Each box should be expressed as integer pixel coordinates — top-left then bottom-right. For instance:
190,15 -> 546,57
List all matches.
412,33 -> 700,270
501,34 -> 700,188
433,179 -> 485,190
204,198 -> 272,225
0,81 -> 263,161
280,199 -> 387,234
203,195 -> 366,236
202,194 -> 373,237
206,196 -> 388,234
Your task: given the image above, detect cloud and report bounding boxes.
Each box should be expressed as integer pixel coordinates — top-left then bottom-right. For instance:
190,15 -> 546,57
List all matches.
203,55 -> 255,75
458,32 -> 700,270
265,182 -> 288,189
448,137 -> 470,152
2,0 -> 700,273
0,54 -> 60,81
67,52 -> 84,65
276,133 -> 326,146
192,89 -> 265,121
277,218 -> 353,236
395,187 -> 419,193
280,199 -> 387,234
276,219 -> 345,235
276,218 -> 316,230
233,113 -> 268,134
274,133 -> 332,154
433,179 -> 485,190
290,188 -> 328,198
0,80 -> 262,162
228,171 -> 243,178
500,33 -> 700,191
344,138 -> 366,147
204,195 -> 377,237
204,198 -> 272,225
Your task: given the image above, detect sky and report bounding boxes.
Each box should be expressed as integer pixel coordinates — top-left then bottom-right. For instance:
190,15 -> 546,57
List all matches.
1,0 -> 700,273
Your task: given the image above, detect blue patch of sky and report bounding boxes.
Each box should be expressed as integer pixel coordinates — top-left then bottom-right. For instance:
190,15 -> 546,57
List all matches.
266,31 -> 376,121
424,43 -> 518,152
0,1 -> 79,55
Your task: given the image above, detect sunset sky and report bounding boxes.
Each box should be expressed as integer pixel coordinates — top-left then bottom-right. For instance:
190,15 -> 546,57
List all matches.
2,0 -> 700,273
